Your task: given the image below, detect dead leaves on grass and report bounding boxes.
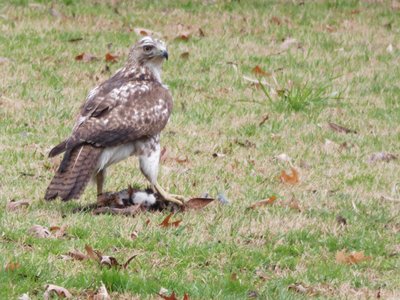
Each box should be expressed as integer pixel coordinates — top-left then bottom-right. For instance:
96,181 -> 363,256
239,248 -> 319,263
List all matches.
29,224 -> 67,239
336,250 -> 371,265
6,199 -> 29,211
84,244 -> 138,269
368,152 -> 397,163
328,122 -> 357,134
159,213 -> 182,228
5,261 -> 21,272
248,196 -> 277,209
75,53 -> 98,62
280,167 -> 300,184
44,284 -> 72,299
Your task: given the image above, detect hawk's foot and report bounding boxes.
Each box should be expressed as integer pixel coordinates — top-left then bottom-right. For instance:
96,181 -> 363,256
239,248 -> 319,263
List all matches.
153,183 -> 186,206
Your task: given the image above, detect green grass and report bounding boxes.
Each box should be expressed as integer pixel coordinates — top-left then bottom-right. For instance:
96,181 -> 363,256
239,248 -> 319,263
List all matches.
1,0 -> 400,299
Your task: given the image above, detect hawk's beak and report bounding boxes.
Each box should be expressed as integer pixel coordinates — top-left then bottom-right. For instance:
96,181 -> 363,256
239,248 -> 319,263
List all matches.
161,50 -> 168,60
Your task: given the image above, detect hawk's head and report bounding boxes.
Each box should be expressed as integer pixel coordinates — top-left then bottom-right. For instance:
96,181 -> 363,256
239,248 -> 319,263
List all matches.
129,36 -> 168,66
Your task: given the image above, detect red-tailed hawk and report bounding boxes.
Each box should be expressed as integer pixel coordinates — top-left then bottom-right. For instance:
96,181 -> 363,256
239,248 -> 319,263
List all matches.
45,36 -> 185,205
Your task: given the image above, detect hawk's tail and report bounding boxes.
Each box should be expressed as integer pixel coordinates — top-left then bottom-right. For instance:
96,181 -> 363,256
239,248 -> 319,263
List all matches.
45,145 -> 102,201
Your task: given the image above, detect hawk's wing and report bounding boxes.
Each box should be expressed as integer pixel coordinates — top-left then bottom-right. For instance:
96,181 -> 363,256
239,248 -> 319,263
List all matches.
67,76 -> 172,150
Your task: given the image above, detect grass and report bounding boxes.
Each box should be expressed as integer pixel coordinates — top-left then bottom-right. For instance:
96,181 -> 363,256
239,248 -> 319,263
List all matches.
1,0 -> 400,299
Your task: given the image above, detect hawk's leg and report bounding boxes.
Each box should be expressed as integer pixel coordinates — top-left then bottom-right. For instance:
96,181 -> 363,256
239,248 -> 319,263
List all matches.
96,169 -> 105,196
139,143 -> 185,206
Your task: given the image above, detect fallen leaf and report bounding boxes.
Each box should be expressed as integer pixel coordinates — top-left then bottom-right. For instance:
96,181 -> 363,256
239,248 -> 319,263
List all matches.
85,244 -> 102,262
105,53 -> 118,63
251,65 -> 271,77
248,196 -> 277,209
336,250 -> 371,264
280,168 -> 299,184
44,284 -> 72,299
183,293 -> 190,300
65,249 -> 88,261
50,224 -> 67,238
6,200 -> 29,211
134,27 -> 157,36
100,256 -> 119,268
185,198 -> 214,210
328,122 -> 357,134
386,44 -> 394,53
212,152 -> 225,158
5,262 -> 20,271
180,52 -> 189,59
29,225 -> 51,238
323,139 -> 339,153
368,152 -> 397,163
350,9 -> 360,15
158,291 -> 177,300
75,53 -> 98,62
93,282 -> 110,300
122,254 -> 138,269
159,213 -> 182,228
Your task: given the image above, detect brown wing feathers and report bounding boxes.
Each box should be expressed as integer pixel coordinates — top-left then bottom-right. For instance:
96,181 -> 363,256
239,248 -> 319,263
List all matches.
45,145 -> 101,201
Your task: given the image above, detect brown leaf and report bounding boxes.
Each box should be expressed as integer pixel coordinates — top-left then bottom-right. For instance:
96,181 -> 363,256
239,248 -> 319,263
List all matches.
5,262 -> 20,272
185,197 -> 214,210
75,53 -> 98,62
158,291 -> 177,300
6,200 -> 29,211
122,254 -> 138,269
159,213 -> 182,228
66,250 -> 88,261
280,37 -> 300,51
100,256 -> 120,268
29,225 -> 51,238
280,168 -> 299,184
180,52 -> 189,59
134,27 -> 157,36
105,53 -> 118,63
248,196 -> 277,209
368,152 -> 397,163
44,284 -> 72,299
336,250 -> 371,264
93,282 -> 110,300
50,224 -> 67,238
85,245 -> 102,262
251,65 -> 271,77
183,293 -> 190,300
328,122 -> 357,134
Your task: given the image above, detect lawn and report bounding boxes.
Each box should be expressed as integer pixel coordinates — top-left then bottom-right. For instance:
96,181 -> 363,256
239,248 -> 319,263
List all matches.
1,0 -> 399,299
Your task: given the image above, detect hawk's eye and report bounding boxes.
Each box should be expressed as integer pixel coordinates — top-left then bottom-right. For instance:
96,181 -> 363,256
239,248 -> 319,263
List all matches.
143,45 -> 153,52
